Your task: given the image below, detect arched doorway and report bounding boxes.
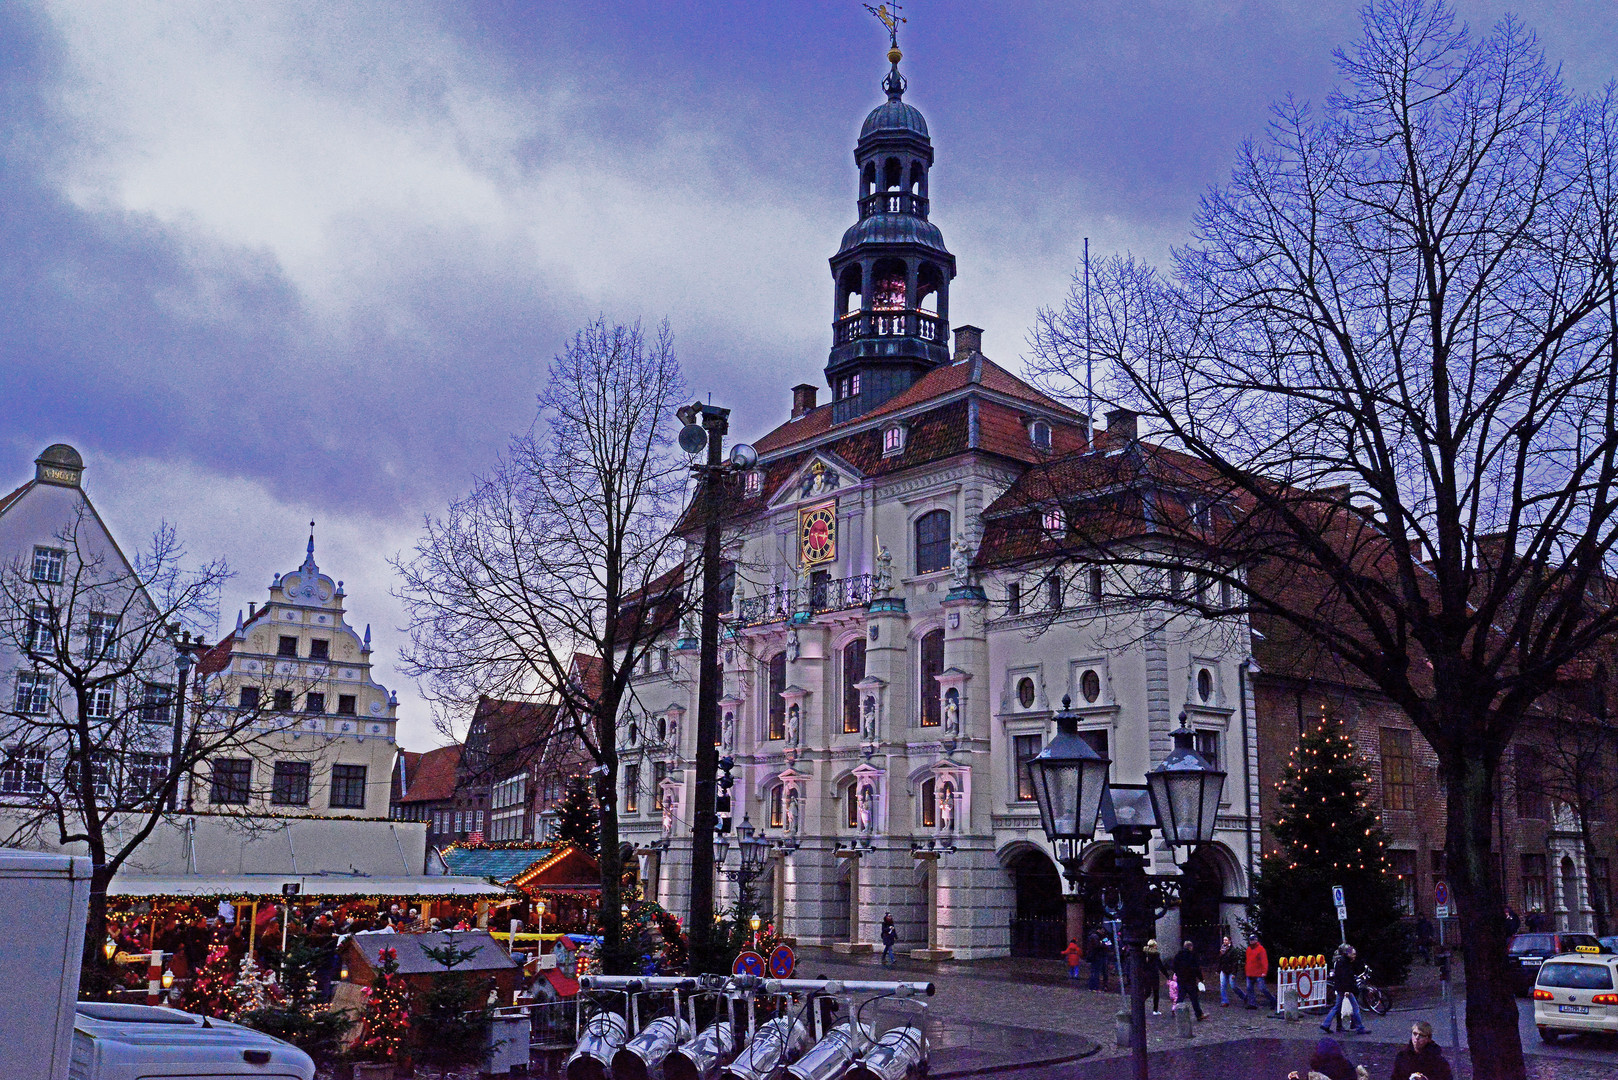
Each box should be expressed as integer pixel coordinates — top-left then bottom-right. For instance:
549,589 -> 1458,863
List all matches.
1180,847 -> 1225,960
1007,848 -> 1064,958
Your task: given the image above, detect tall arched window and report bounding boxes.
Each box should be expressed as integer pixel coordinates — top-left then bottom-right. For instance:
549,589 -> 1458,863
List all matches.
919,628 -> 944,727
920,777 -> 936,827
915,509 -> 950,574
842,638 -> 866,734
766,652 -> 787,740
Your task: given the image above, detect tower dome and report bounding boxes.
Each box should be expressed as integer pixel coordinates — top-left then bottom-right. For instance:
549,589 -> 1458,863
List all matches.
825,52 -> 956,423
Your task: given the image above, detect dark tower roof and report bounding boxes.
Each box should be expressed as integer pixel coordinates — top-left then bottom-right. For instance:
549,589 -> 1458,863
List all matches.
825,48 -> 956,424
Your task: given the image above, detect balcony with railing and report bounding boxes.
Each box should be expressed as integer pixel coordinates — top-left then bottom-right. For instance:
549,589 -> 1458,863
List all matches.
859,191 -> 929,219
833,309 -> 946,346
733,573 -> 877,628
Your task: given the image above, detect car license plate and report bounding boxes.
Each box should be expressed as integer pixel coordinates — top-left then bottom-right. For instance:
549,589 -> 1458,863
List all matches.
1559,1005 -> 1589,1014
1521,958 -> 1540,965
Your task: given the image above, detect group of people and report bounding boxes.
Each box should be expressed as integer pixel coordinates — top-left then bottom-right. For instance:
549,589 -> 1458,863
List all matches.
1288,1023 -> 1451,1080
1061,931 -> 1279,1021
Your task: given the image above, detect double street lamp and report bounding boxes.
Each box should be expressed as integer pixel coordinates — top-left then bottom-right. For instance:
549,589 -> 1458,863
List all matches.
713,814 -> 771,920
1030,699 -> 1226,1080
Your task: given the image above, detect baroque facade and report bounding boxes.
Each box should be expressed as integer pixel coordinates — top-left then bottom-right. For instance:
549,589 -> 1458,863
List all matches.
615,54 -> 1259,960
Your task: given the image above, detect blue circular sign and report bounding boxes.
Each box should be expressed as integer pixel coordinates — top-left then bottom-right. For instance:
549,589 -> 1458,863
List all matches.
733,951 -> 765,977
768,944 -> 796,979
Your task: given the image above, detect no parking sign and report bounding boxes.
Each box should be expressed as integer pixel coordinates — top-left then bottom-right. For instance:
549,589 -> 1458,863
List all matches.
769,944 -> 796,978
733,951 -> 766,977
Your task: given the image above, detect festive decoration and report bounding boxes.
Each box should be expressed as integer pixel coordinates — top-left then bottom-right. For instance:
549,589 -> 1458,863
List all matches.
354,946 -> 410,1064
555,775 -> 600,856
229,954 -> 276,1018
1249,715 -> 1412,982
179,945 -> 237,1017
413,938 -> 494,1068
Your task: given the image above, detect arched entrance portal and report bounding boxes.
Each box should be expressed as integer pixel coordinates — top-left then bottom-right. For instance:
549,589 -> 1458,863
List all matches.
1007,849 -> 1065,958
1180,847 -> 1225,959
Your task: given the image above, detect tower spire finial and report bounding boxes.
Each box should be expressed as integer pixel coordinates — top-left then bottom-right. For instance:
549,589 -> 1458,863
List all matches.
865,3 -> 907,97
307,520 -> 315,555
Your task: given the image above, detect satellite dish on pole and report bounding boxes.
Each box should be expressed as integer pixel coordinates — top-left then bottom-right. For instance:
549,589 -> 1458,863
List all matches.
678,424 -> 708,454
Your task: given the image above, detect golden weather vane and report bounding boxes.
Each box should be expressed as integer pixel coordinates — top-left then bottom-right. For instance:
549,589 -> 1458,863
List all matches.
864,2 -> 905,52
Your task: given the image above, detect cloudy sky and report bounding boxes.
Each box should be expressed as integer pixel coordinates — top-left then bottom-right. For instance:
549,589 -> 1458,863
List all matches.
4,1 -> 1614,749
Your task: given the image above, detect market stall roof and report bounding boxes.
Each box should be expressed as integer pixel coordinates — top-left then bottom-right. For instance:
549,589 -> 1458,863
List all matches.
108,874 -> 507,899
440,843 -> 600,890
442,846 -> 558,882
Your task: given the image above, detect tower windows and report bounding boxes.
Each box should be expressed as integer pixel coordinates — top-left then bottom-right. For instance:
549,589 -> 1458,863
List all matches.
919,628 -> 944,727
842,638 -> 866,734
915,509 -> 950,574
767,652 -> 788,740
839,267 -> 863,316
862,162 -> 877,198
884,157 -> 903,191
872,259 -> 907,310
917,263 -> 943,316
909,161 -> 927,197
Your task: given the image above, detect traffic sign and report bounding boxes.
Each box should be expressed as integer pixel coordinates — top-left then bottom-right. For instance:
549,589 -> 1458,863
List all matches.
768,944 -> 796,979
733,951 -> 766,977
1434,879 -> 1450,918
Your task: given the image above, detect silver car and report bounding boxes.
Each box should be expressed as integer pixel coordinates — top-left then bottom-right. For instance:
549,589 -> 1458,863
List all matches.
1532,951 -> 1618,1042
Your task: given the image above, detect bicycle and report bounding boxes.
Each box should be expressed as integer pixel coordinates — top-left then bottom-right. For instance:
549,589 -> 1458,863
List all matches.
1356,965 -> 1392,1015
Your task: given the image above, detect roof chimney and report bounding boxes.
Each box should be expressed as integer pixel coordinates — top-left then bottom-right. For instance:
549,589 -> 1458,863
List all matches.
791,384 -> 818,419
953,325 -> 983,361
1105,408 -> 1138,444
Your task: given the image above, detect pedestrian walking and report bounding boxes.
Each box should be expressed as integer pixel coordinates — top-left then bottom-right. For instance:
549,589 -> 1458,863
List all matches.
1141,939 -> 1164,1014
1218,935 -> 1246,1006
1170,940 -> 1204,1021
1320,944 -> 1369,1035
1085,928 -> 1106,991
1243,934 -> 1277,1009
1390,1020 -> 1452,1080
881,913 -> 899,968
1062,938 -> 1084,980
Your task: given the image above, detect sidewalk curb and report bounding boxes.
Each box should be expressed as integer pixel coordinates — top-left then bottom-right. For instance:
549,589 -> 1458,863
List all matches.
931,1042 -> 1102,1079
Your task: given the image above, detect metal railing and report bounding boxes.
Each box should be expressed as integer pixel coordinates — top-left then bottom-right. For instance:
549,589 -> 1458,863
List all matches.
859,191 -> 929,218
734,574 -> 877,628
833,310 -> 945,345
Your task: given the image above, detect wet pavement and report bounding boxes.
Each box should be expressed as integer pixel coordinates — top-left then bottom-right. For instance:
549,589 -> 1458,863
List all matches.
926,1018 -> 1098,1078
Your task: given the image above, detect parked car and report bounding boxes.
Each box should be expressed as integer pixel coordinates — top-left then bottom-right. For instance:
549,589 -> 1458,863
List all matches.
1598,935 -> 1618,955
1533,951 -> 1618,1042
69,1002 -> 315,1079
1510,932 -> 1605,996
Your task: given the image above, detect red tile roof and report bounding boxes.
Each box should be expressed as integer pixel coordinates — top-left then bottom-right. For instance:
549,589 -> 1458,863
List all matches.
399,743 -> 462,804
0,481 -> 31,517
570,654 -> 605,700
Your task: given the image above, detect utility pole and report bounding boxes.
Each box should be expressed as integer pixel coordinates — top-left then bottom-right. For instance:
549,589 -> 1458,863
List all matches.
677,401 -> 753,972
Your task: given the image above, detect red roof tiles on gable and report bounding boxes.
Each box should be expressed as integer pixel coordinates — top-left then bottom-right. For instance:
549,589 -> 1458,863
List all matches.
399,743 -> 462,804
570,654 -> 605,700
0,481 -> 31,517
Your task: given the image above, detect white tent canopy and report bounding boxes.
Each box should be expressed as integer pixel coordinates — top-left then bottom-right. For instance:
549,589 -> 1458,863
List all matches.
109,874 -> 506,899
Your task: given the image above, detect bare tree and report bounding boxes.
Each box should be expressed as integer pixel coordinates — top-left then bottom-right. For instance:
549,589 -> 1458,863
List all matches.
0,509 -> 280,974
1030,4 -> 1618,1074
397,318 -> 689,972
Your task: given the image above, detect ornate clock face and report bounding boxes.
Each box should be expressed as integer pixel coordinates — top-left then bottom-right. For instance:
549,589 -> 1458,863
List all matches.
800,501 -> 837,566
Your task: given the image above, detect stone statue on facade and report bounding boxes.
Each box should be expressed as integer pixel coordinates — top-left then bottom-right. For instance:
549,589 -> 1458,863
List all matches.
785,702 -> 800,747
943,689 -> 960,736
938,782 -> 955,833
786,626 -> 800,663
784,788 -> 800,836
951,534 -> 973,587
857,783 -> 875,835
874,541 -> 893,598
861,695 -> 877,742
661,795 -> 675,838
722,711 -> 735,754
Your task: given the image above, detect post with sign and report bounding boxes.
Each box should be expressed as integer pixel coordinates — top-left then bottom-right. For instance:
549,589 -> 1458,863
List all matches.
1434,879 -> 1459,1049
1331,885 -> 1347,944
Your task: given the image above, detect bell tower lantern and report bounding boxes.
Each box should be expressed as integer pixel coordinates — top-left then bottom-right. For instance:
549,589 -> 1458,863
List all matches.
825,36 -> 957,423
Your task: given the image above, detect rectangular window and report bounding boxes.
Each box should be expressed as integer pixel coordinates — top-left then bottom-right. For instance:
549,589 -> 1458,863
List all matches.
767,653 -> 787,740
1,747 -> 46,794
14,672 -> 53,715
1430,849 -> 1447,877
1194,729 -> 1220,773
914,510 -> 951,575
1390,849 -> 1417,916
769,785 -> 784,828
31,546 -> 65,584
329,764 -> 367,809
843,639 -> 866,734
210,759 -> 252,805
920,778 -> 936,828
239,686 -> 260,710
1088,567 -> 1104,604
846,784 -> 861,828
277,636 -> 298,657
308,639 -> 329,660
1517,746 -> 1548,819
88,685 -> 115,719
1168,567 -> 1185,598
1006,582 -> 1021,617
454,810 -> 465,833
1522,853 -> 1548,913
1593,857 -> 1613,918
1014,734 -> 1042,802
273,689 -> 294,712
85,613 -> 118,660
305,692 -> 326,714
624,763 -> 640,813
128,753 -> 169,799
272,761 -> 311,806
68,754 -> 111,798
24,602 -> 53,653
337,694 -> 356,715
653,761 -> 669,810
138,683 -> 174,725
1080,729 -> 1110,779
919,629 -> 945,726
1047,572 -> 1063,611
1380,727 -> 1415,811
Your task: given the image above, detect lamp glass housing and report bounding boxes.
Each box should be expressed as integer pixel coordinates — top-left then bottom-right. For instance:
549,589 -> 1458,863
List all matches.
1145,725 -> 1226,846
1030,705 -> 1110,848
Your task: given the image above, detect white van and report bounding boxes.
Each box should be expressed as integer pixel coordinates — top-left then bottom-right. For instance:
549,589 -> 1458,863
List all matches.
1532,951 -> 1618,1042
68,1003 -> 315,1080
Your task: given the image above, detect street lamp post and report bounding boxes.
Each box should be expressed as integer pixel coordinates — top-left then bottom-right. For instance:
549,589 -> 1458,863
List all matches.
714,815 -> 771,927
1030,699 -> 1225,1080
170,634 -> 196,811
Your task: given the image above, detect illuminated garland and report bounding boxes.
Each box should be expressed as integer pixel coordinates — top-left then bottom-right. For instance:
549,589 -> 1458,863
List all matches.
355,946 -> 410,1064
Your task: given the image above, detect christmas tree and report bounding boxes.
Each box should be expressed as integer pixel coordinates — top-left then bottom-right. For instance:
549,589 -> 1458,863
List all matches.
413,937 -> 493,1069
1251,714 -> 1412,982
229,954 -> 277,1019
354,946 -> 410,1065
555,775 -> 600,856
179,945 -> 237,1017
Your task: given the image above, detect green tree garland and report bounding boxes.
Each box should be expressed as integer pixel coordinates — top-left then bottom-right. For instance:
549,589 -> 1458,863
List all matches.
354,946 -> 411,1064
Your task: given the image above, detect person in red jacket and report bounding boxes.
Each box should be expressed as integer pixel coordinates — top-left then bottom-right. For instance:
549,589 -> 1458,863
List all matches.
1244,934 -> 1277,1009
1061,938 -> 1084,980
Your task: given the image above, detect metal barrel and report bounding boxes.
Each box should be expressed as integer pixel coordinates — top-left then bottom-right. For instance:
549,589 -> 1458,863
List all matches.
845,1026 -> 924,1080
611,1016 -> 693,1080
784,1021 -> 873,1080
663,1021 -> 735,1080
564,1010 -> 630,1080
720,1016 -> 810,1080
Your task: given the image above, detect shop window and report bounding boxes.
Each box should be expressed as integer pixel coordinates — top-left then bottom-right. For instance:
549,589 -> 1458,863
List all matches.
1390,849 -> 1417,915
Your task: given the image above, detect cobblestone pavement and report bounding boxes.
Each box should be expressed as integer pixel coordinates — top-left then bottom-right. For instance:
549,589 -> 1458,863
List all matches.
792,948 -> 1618,1077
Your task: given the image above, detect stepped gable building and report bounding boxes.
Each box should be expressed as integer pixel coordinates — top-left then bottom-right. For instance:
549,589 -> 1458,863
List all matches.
195,529 -> 399,817
616,48 -> 1260,960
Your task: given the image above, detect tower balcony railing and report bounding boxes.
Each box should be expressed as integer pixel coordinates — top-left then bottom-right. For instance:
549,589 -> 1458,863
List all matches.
733,573 -> 877,628
834,309 -> 946,345
860,191 -> 929,219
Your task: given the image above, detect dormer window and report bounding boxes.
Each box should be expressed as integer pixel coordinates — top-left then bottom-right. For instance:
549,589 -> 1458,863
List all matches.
1042,506 -> 1065,536
1029,420 -> 1052,450
744,470 -> 763,497
836,373 -> 862,400
883,425 -> 906,456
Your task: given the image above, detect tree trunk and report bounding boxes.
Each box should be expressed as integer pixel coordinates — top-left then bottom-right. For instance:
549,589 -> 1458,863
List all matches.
1448,747 -> 1526,1080
79,864 -> 115,997
595,769 -> 628,974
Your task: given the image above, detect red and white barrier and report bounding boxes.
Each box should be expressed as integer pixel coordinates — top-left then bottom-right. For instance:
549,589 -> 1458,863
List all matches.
1275,955 -> 1328,1013
146,950 -> 163,1006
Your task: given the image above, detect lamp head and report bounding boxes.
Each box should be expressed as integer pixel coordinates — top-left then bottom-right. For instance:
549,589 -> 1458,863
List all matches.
1030,695 -> 1110,860
1145,712 -> 1226,847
